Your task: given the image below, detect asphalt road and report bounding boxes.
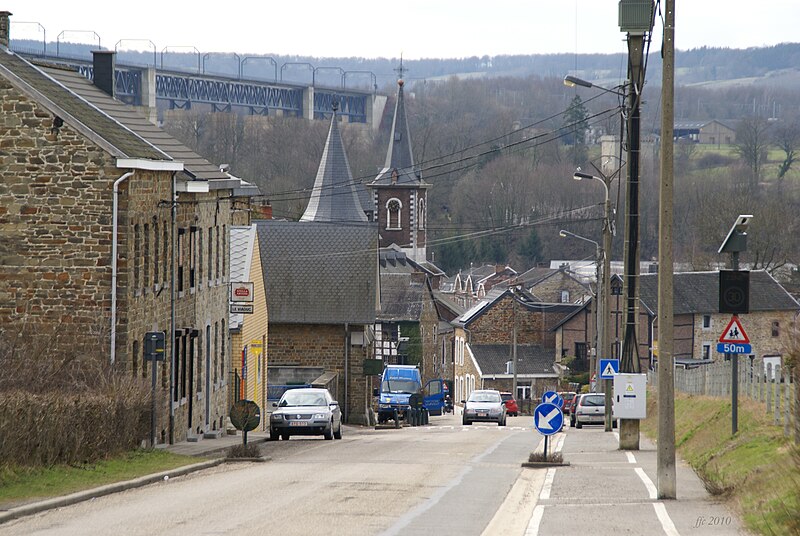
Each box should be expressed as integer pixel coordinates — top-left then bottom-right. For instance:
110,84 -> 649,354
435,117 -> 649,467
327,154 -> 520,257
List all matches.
0,414 -> 748,536
0,414 -> 538,536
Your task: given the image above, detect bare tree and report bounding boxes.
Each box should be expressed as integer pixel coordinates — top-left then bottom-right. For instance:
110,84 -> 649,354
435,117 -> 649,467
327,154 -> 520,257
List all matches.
734,116 -> 771,189
772,116 -> 800,179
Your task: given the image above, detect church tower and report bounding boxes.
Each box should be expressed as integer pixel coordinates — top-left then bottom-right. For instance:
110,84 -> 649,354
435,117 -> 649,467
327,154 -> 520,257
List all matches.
301,100 -> 368,223
369,66 -> 429,262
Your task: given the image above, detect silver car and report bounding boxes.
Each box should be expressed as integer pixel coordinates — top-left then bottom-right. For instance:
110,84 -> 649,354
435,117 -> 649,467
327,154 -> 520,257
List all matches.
573,393 -> 607,428
269,388 -> 342,441
462,389 -> 507,426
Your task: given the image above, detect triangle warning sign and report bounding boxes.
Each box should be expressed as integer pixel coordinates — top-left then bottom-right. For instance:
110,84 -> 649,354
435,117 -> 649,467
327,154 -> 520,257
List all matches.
602,362 -> 617,377
719,316 -> 750,344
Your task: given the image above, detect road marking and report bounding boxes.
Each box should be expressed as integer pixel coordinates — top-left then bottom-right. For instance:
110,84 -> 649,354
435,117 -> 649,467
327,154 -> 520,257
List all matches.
635,467 -> 658,500
626,452 -> 636,464
539,468 -> 556,500
524,505 -> 545,535
653,502 -> 681,536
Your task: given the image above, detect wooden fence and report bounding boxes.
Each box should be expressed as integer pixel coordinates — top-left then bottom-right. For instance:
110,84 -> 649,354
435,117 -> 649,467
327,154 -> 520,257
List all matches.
648,357 -> 798,442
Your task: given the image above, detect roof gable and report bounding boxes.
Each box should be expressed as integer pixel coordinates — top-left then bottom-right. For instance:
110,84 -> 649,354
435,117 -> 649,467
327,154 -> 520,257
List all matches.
469,343 -> 556,376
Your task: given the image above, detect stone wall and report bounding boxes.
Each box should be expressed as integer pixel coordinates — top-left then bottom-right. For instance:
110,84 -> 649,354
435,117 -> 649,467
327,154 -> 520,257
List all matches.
529,271 -> 591,304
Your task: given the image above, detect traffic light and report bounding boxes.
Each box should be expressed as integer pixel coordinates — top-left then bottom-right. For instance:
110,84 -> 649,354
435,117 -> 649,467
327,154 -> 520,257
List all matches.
719,270 -> 749,314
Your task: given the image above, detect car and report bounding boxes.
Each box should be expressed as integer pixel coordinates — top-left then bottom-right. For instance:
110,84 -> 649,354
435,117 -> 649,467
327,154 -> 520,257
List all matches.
462,389 -> 507,426
572,393 -> 616,429
269,387 -> 342,441
500,392 -> 519,416
558,391 -> 578,415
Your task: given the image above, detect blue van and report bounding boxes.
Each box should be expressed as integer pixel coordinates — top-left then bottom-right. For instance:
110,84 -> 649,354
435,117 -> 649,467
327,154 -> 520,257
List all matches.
375,365 -> 446,425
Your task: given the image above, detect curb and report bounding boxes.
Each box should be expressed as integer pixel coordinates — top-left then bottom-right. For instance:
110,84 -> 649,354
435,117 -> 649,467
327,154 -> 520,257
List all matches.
521,461 -> 571,468
0,459 -> 223,525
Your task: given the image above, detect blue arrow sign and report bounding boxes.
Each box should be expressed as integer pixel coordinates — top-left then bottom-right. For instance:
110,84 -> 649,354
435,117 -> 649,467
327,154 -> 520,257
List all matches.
542,391 -> 563,408
599,359 -> 619,379
534,402 -> 564,436
717,342 -> 752,354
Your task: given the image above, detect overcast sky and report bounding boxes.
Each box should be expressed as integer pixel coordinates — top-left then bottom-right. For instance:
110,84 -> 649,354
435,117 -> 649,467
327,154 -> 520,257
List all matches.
6,1 -> 799,59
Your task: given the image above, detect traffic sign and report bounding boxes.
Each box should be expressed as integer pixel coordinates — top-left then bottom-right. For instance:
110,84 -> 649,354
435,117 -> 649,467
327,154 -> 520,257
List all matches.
533,402 -> 564,436
599,359 -> 619,379
542,391 -> 563,408
717,342 -> 752,354
719,316 -> 749,344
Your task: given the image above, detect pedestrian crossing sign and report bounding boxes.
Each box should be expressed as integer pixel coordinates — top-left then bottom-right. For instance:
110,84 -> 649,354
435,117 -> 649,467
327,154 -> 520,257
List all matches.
599,359 -> 619,379
719,315 -> 750,344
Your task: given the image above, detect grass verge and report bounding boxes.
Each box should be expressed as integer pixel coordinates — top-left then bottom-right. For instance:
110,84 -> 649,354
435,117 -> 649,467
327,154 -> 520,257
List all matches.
0,450 -> 202,509
641,390 -> 799,535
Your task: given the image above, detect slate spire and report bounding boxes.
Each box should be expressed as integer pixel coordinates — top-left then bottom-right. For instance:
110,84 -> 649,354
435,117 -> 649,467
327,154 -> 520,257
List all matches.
300,99 -> 367,223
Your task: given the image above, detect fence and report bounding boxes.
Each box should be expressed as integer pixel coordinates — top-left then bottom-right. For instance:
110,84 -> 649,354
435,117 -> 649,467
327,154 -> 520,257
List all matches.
648,357 -> 798,442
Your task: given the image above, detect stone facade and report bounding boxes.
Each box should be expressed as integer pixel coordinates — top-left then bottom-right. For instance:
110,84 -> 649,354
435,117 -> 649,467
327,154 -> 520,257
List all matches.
527,270 -> 591,304
453,331 -> 482,406
267,323 -> 372,424
0,71 -> 237,444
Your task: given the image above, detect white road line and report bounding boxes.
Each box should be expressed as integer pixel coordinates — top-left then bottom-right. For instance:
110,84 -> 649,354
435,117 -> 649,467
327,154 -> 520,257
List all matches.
626,451 -> 636,464
524,505 -> 545,536
539,468 -> 556,500
635,467 -> 658,500
653,502 -> 681,536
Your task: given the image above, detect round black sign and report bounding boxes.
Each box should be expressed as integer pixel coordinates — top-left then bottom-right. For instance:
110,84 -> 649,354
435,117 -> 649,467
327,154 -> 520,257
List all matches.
409,393 -> 423,409
230,400 -> 261,432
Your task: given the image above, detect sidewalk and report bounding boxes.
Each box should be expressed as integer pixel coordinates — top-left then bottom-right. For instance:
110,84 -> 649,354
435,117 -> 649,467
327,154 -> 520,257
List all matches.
161,429 -> 270,457
521,426 -> 750,535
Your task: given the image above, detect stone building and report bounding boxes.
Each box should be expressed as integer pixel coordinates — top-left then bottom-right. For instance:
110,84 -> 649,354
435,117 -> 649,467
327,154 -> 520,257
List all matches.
0,22 -> 254,444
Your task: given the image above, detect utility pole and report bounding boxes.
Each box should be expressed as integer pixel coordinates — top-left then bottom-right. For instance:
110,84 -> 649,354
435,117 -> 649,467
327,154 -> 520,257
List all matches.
618,0 -> 654,451
512,289 -> 518,398
601,178 -> 613,432
657,0 -> 676,499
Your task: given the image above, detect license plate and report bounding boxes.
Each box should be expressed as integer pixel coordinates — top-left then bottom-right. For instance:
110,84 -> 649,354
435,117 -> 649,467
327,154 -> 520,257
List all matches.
289,421 -> 308,427
478,412 -> 487,417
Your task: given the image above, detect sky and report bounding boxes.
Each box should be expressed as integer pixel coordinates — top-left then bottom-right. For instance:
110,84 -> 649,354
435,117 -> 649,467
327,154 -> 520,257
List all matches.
5,1 -> 800,60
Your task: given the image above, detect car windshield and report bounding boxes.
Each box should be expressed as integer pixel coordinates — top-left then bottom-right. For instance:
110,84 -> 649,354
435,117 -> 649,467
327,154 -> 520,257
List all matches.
581,395 -> 605,407
468,392 -> 501,403
279,391 -> 328,407
500,394 -> 512,402
382,379 -> 419,394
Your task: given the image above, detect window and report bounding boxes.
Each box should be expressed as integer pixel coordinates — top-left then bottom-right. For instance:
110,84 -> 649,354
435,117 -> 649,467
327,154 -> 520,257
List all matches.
189,227 -> 197,289
220,319 -> 226,383
702,344 -> 711,360
208,226 -> 214,284
133,223 -> 140,290
214,322 -> 219,385
386,198 -> 402,230
418,198 -> 425,229
772,321 -> 780,337
153,222 -> 159,288
702,315 -> 711,329
143,223 -> 150,292
132,340 -> 139,378
162,223 -> 169,286
561,290 -> 570,303
198,228 -> 203,286
222,225 -> 226,278
177,228 -> 185,293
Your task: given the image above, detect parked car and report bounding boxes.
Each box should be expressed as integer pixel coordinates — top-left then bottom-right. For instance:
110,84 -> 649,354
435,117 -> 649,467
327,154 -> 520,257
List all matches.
558,391 -> 578,415
269,387 -> 342,441
572,393 -> 616,429
463,389 -> 507,426
500,392 -> 519,416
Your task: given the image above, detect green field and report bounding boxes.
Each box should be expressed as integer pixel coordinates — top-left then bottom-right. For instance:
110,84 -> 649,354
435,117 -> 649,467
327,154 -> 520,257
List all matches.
641,391 -> 799,535
0,450 -> 202,509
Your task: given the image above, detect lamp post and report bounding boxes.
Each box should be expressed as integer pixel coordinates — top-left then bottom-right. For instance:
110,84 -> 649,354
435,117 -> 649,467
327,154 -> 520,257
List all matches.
559,229 -> 601,386
572,169 -> 616,431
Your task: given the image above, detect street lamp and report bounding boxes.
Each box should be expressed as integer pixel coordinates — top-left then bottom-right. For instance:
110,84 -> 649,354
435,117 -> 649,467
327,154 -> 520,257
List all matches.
570,165 -> 617,432
559,229 -> 601,389
563,75 -> 625,97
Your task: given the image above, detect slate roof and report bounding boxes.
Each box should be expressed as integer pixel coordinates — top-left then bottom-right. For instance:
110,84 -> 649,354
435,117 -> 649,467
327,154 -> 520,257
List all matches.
229,226 -> 257,331
371,80 -> 426,187
256,220 -> 378,324
638,271 -> 799,315
453,288 -> 581,328
0,50 -> 165,161
469,344 -> 557,376
38,61 -> 235,184
432,290 -> 466,317
379,272 -> 428,322
301,107 -> 367,223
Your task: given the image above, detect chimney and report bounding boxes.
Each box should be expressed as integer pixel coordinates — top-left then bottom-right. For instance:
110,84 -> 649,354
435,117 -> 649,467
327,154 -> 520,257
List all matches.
253,202 -> 273,220
0,11 -> 12,48
92,50 -> 116,97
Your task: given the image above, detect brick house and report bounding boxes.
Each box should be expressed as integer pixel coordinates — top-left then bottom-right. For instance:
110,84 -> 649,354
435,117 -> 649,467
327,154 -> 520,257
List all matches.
0,25 -> 255,444
516,264 -> 593,304
553,271 -> 799,372
452,288 -> 580,404
229,225 -> 268,429
468,344 -> 560,404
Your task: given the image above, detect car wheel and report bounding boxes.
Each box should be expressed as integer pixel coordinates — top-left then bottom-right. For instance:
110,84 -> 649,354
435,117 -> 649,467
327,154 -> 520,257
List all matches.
281,433 -> 290,441
334,421 -> 343,440
575,420 -> 583,429
324,423 -> 334,440
463,418 -> 471,426
270,429 -> 279,441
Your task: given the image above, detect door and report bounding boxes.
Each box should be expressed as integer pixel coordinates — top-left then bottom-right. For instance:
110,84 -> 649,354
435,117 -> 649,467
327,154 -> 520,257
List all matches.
423,379 -> 445,415
205,325 -> 211,429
